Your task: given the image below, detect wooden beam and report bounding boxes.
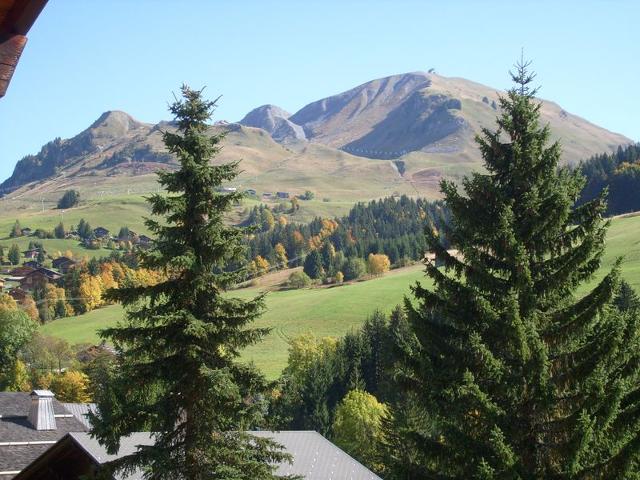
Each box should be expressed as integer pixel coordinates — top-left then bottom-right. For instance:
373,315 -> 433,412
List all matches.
0,0 -> 47,35
0,32 -> 26,97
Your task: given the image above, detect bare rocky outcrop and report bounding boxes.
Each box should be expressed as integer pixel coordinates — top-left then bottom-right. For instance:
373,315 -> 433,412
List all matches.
239,104 -> 306,144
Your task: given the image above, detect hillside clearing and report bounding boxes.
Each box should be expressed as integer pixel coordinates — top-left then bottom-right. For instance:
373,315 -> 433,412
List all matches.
40,214 -> 640,378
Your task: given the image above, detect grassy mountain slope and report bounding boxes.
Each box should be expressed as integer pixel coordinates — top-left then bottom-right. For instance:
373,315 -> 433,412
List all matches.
2,72 -> 631,214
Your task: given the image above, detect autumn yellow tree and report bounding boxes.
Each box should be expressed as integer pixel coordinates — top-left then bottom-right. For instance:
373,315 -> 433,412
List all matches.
274,243 -> 288,269
78,273 -> 103,311
0,293 -> 17,312
110,261 -> 126,283
292,230 -> 305,249
367,253 -> 391,276
99,262 -> 118,291
5,360 -> 31,392
21,296 -> 40,321
41,284 -> 68,315
261,209 -> 275,231
49,370 -> 91,402
254,255 -> 270,276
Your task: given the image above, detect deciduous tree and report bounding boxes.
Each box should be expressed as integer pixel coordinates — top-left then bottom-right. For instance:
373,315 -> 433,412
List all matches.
367,253 -> 390,276
49,370 -> 91,402
274,243 -> 288,269
0,309 -> 35,390
332,389 -> 388,472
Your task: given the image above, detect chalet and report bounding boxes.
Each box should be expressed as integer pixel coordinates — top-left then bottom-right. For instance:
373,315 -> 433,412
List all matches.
93,227 -> 110,239
22,261 -> 40,269
19,267 -> 62,291
8,266 -> 35,278
119,229 -> 137,241
136,234 -> 152,247
52,256 -> 76,274
0,390 -> 89,479
277,191 -> 290,199
22,249 -> 39,260
15,430 -> 380,480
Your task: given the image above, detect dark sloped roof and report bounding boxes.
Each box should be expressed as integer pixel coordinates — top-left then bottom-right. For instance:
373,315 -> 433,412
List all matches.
0,392 -> 87,478
52,256 -> 74,267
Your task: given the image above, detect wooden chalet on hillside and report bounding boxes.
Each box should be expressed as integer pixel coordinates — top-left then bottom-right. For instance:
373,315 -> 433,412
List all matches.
93,227 -> 110,239
136,234 -> 152,246
8,265 -> 34,277
22,249 -> 39,260
0,0 -> 47,99
52,256 -> 76,274
19,267 -> 61,290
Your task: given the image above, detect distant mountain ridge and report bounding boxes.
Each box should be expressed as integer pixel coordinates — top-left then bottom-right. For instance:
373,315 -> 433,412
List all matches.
1,72 -> 632,199
238,71 -> 631,162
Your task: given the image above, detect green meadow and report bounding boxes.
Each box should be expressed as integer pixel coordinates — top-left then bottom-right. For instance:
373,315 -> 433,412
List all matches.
39,212 -> 640,378
42,264 -> 426,378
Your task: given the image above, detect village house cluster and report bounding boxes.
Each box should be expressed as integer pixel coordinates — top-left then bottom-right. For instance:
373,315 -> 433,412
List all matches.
0,225 -> 152,299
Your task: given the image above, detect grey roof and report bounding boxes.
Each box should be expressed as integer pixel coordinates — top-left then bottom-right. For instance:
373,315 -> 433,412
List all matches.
60,403 -> 96,429
253,431 -> 381,480
65,431 -> 381,480
0,393 -> 87,478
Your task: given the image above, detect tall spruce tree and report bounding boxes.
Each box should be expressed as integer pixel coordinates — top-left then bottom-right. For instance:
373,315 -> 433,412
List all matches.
393,61 -> 640,478
89,86 -> 294,480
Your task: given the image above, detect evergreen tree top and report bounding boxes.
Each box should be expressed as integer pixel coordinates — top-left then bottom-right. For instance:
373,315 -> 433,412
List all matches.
395,61 -> 640,479
89,86 -> 293,480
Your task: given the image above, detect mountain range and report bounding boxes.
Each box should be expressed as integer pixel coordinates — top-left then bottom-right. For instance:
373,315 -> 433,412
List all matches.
0,72 -> 631,204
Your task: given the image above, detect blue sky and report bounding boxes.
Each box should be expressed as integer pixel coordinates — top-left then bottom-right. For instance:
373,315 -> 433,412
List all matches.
1,0 -> 638,182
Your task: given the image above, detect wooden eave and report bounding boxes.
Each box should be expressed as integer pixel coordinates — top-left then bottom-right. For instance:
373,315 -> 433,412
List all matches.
0,0 -> 47,98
